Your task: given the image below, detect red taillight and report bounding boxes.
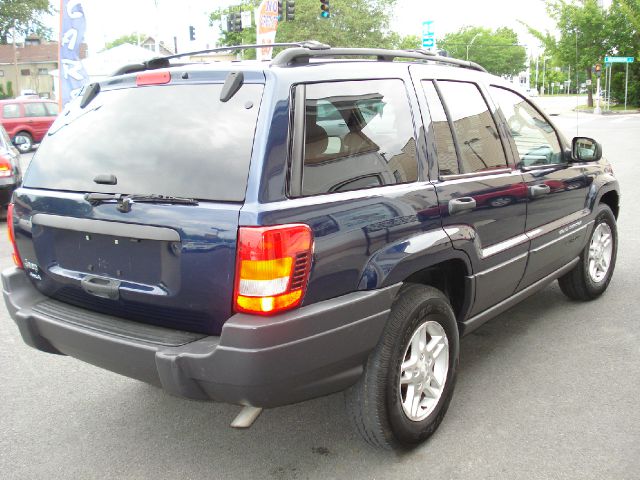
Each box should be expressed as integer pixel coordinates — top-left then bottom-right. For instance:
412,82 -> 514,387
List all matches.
7,204 -> 23,269
234,224 -> 313,315
136,71 -> 171,86
0,157 -> 12,178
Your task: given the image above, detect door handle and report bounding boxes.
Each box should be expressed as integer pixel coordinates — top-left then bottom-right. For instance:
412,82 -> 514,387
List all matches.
529,184 -> 551,198
448,197 -> 476,215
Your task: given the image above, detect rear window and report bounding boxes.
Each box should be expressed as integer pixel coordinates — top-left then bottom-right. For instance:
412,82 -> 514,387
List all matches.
24,83 -> 264,202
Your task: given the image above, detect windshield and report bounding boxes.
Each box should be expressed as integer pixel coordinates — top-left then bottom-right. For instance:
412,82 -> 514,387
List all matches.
24,83 -> 264,202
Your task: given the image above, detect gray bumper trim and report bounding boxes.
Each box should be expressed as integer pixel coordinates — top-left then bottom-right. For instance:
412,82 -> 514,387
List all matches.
2,267 -> 399,407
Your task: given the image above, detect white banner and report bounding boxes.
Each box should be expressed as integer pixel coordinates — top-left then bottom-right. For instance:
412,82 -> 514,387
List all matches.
256,0 -> 279,61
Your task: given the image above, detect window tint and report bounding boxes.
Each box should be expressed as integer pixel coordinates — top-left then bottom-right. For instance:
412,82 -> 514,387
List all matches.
302,80 -> 417,196
437,81 -> 507,174
24,84 -> 264,202
422,81 -> 459,176
3,104 -> 19,119
490,86 -> 562,167
24,102 -> 47,117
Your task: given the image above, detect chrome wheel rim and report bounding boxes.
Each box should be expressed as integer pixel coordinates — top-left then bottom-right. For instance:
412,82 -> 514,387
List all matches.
491,197 -> 511,207
15,135 -> 31,153
588,223 -> 613,283
399,320 -> 449,422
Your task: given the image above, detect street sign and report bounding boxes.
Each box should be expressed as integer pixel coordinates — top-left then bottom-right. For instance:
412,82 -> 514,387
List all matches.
241,11 -> 252,29
422,21 -> 435,50
604,56 -> 634,63
586,79 -> 592,86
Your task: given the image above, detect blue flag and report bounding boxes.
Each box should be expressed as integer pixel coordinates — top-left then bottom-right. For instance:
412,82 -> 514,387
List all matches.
59,0 -> 89,107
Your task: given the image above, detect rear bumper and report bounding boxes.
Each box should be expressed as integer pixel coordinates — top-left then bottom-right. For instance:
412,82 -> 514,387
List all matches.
2,267 -> 398,407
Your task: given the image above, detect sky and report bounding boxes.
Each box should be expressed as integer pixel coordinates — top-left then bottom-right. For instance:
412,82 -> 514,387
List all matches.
45,1 -> 559,56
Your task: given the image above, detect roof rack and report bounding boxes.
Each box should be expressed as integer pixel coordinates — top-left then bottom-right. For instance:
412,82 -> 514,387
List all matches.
271,46 -> 487,72
111,41 -> 486,77
112,41 -> 331,76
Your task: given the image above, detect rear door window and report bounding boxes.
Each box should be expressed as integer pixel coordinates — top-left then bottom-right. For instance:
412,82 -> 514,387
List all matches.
24,83 -> 264,202
437,81 -> 508,174
301,79 -> 417,196
24,102 -> 47,117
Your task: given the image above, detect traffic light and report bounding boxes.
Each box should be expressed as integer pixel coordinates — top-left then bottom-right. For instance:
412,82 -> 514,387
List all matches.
595,63 -> 602,78
228,12 -> 243,32
278,0 -> 284,20
320,0 -> 330,18
286,0 -> 295,21
189,25 -> 196,41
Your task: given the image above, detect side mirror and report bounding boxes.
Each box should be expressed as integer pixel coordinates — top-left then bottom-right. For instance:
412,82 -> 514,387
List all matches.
572,136 -> 602,162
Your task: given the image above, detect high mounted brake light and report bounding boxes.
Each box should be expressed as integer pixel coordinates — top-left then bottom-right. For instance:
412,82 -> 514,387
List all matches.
7,204 -> 23,269
136,71 -> 171,86
234,224 -> 313,315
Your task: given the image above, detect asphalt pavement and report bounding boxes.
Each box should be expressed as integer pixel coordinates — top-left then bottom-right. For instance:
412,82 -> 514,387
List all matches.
1,103 -> 639,479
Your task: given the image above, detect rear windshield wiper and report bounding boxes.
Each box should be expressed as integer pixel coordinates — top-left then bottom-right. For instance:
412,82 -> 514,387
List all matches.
85,192 -> 198,212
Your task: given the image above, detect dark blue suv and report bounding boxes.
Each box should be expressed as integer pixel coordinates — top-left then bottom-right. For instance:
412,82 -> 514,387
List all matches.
2,44 -> 620,449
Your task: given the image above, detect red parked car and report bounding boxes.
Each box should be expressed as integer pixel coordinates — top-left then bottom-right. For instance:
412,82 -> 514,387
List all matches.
0,98 -> 59,153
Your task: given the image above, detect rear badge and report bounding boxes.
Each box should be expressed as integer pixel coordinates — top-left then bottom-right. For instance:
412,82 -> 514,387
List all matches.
23,259 -> 42,281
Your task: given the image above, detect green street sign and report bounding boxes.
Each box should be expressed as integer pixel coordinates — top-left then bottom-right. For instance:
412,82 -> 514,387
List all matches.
604,56 -> 634,63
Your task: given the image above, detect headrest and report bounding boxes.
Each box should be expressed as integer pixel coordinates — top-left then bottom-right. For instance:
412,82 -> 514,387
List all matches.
305,120 -> 329,163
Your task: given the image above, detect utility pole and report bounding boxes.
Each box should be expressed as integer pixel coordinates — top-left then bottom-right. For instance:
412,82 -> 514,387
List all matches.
535,55 -> 539,93
12,26 -> 19,97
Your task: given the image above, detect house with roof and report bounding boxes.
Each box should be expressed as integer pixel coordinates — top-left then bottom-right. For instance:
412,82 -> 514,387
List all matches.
0,36 -> 87,99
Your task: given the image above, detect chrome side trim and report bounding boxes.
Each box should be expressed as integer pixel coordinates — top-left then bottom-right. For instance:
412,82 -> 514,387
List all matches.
482,234 -> 529,258
439,168 -> 513,182
459,257 -> 580,336
474,252 -> 528,278
526,208 -> 590,242
530,221 -> 592,254
445,208 -> 591,260
31,214 -> 181,242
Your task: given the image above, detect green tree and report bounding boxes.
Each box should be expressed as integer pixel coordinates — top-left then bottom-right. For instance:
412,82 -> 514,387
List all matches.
210,0 -> 399,59
0,0 -> 51,44
524,0 -> 612,107
104,33 -> 147,50
607,0 -> 640,106
438,26 -> 527,77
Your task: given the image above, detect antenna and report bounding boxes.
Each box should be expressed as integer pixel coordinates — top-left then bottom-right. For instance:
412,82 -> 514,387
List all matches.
576,29 -> 579,137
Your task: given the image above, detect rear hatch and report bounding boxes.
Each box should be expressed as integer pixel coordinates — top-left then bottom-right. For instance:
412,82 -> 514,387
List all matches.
11,69 -> 265,335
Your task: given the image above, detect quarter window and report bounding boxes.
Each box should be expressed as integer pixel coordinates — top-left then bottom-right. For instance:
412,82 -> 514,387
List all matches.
437,81 -> 508,174
490,86 -> 562,167
301,79 -> 418,196
2,104 -> 19,119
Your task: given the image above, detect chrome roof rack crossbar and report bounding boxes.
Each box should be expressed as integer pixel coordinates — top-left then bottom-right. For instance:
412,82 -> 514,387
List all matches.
270,46 -> 487,72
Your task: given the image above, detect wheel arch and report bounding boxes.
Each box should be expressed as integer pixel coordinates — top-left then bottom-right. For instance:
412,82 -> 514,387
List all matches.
358,228 -> 474,323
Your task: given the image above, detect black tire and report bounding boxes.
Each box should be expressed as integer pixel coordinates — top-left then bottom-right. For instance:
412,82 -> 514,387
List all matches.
14,132 -> 33,153
345,284 -> 459,450
558,204 -> 617,301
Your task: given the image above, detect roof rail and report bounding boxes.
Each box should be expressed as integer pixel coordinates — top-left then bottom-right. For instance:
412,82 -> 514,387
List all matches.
111,41 -> 331,76
111,42 -> 486,77
270,46 -> 487,72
